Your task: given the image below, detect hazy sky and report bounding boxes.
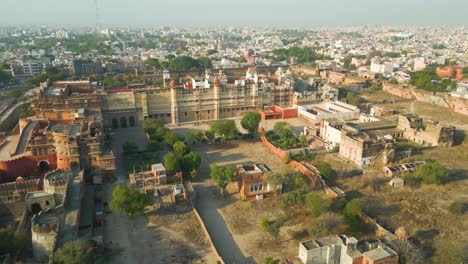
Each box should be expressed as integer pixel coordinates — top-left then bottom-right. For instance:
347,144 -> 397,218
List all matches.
1,0 -> 467,27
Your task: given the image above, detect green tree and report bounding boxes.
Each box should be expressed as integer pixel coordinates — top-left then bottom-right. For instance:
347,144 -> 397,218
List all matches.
198,57 -> 212,69
416,162 -> 450,185
432,240 -> 465,264
142,118 -> 163,134
182,151 -> 202,179
164,131 -> 179,146
53,240 -> 94,264
207,49 -> 218,55
146,58 -> 160,68
265,173 -> 287,200
342,199 -> 363,233
345,92 -> 361,105
308,213 -> 345,237
316,162 -> 336,180
259,217 -> 281,244
305,193 -> 330,217
293,174 -> 308,192
282,191 -> 304,207
273,121 -> 294,140
0,227 -> 15,255
264,257 -> 279,264
173,141 -> 189,161
210,165 -> 236,195
299,135 -> 308,147
164,152 -> 179,174
7,89 -> 23,99
187,130 -> 205,143
210,120 -> 239,140
0,70 -> 11,83
241,111 -> 261,135
110,185 -> 150,217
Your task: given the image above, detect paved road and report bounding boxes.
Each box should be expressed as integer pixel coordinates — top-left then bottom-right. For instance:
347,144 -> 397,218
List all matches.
15,120 -> 37,155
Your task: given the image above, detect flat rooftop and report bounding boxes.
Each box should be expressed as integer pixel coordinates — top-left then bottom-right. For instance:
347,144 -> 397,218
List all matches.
25,191 -> 53,199
301,235 -> 343,250
44,86 -> 65,96
48,124 -> 80,136
363,246 -> 397,261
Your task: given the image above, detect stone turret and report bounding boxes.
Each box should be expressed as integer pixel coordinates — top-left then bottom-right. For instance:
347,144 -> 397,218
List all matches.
31,211 -> 58,261
170,80 -> 178,124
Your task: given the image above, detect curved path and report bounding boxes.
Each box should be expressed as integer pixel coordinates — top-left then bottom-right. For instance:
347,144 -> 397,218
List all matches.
15,120 -> 37,155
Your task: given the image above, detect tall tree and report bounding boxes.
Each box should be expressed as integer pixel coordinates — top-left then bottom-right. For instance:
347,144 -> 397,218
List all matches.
273,122 -> 293,140
241,112 -> 261,135
110,185 -> 150,217
259,217 -> 282,245
182,151 -> 201,179
210,120 -> 239,140
164,152 -> 178,175
210,165 -> 236,195
53,240 -> 94,264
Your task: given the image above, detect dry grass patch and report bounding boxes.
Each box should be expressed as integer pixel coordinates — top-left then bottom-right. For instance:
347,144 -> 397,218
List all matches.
148,210 -> 209,247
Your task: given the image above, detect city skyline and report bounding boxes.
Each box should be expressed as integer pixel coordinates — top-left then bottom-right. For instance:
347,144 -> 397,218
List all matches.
1,0 -> 468,27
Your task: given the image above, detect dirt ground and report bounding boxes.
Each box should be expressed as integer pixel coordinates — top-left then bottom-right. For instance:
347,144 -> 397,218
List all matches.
104,128 -> 216,264
193,141 -> 311,263
348,90 -> 468,260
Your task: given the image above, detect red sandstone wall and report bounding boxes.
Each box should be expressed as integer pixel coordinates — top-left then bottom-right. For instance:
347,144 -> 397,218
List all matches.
56,155 -> 71,170
282,107 -> 298,119
260,136 -> 326,188
260,136 -> 287,158
0,154 -> 57,182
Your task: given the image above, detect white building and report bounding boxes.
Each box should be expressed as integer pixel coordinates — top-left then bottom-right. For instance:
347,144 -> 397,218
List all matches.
298,101 -> 360,125
413,57 -> 427,71
298,234 -> 398,264
320,118 -> 345,148
370,62 -> 393,74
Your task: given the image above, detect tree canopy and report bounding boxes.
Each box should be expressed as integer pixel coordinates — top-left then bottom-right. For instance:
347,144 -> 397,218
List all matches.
210,119 -> 239,140
241,111 -> 261,135
53,240 -> 94,264
316,162 -> 336,179
259,216 -> 281,244
410,68 -> 456,92
146,58 -> 160,68
110,185 -> 150,217
305,193 -> 331,217
416,161 -> 450,185
210,165 -> 236,194
270,47 -> 330,63
163,55 -> 212,72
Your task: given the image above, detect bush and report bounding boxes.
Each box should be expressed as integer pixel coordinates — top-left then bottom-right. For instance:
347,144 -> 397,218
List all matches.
448,201 -> 465,215
403,174 -> 420,188
305,193 -> 331,217
316,162 -> 336,179
308,213 -> 345,237
416,162 -> 450,185
282,191 -> 304,207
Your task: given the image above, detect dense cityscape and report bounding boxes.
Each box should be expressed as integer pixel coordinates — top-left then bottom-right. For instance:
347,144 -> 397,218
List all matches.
0,6 -> 467,264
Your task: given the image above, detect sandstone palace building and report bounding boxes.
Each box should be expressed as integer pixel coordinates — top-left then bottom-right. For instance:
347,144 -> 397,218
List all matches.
101,68 -> 294,128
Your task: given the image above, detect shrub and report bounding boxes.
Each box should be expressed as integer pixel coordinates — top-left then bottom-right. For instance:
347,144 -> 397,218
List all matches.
305,193 -> 331,217
282,191 -> 304,207
448,201 -> 465,215
316,162 -> 336,179
403,174 -> 420,188
416,162 -> 450,185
